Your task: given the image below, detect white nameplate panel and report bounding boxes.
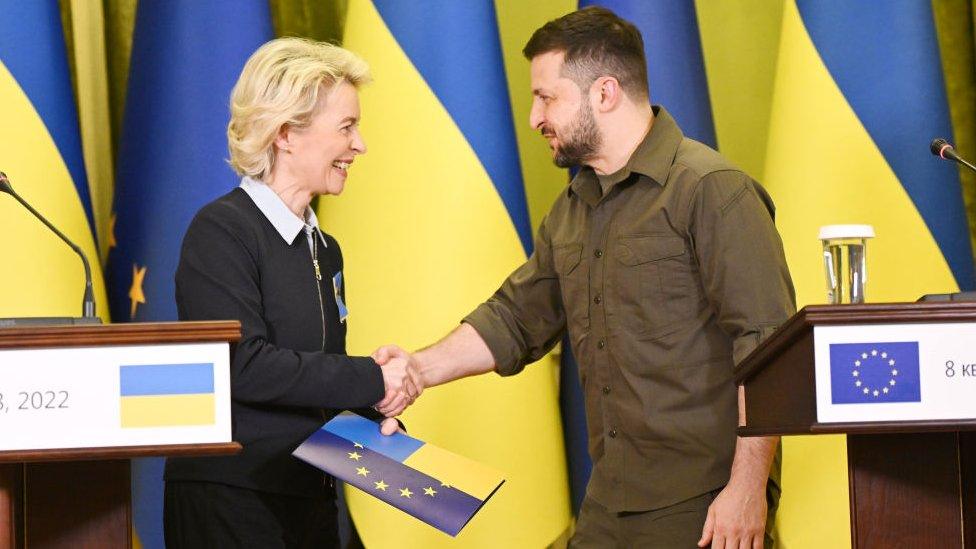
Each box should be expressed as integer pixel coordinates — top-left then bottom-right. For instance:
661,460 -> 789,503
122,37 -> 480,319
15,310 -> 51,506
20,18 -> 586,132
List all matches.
0,342 -> 232,452
814,323 -> 976,423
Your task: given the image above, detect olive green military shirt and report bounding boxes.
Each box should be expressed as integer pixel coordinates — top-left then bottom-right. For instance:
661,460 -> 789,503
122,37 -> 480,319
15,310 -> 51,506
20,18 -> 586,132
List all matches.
464,107 -> 796,513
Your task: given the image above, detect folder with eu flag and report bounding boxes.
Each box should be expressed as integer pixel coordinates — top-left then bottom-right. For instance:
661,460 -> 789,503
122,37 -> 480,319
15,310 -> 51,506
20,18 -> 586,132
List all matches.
294,414 -> 504,536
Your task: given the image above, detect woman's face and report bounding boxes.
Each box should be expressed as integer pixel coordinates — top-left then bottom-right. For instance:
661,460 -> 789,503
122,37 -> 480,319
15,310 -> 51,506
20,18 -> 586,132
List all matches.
281,81 -> 366,196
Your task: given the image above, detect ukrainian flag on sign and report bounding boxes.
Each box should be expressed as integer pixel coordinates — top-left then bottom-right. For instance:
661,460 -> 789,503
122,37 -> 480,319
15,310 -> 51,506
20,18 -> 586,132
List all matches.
321,1 -> 570,546
119,363 -> 215,428
0,0 -> 107,319
295,414 -> 504,537
763,2 -> 975,546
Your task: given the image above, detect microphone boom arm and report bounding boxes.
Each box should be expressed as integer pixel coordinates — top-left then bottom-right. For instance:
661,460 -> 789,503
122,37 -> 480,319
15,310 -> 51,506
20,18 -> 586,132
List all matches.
0,172 -> 97,318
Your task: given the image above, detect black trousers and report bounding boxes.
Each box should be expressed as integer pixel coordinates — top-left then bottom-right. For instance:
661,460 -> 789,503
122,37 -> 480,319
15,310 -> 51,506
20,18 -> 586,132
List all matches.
164,481 -> 339,549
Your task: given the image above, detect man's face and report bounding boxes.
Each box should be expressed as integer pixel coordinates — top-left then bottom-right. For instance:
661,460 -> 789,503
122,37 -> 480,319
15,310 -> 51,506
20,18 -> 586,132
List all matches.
529,51 -> 602,168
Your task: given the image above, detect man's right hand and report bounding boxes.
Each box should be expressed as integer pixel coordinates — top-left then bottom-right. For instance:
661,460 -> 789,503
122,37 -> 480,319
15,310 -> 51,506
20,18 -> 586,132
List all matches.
370,325 -> 496,416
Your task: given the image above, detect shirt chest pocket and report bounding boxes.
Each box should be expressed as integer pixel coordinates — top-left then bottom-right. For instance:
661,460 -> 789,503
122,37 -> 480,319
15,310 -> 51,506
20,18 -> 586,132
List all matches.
553,243 -> 590,329
613,235 -> 699,338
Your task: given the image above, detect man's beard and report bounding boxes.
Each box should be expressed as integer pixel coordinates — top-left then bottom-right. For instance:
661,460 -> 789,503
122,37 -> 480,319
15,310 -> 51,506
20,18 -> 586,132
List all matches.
549,102 -> 602,168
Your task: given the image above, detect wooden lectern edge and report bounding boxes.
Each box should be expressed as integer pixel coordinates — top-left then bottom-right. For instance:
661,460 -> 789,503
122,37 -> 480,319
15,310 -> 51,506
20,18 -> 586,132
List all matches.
737,425 -> 820,437
0,320 -> 242,349
734,301 -> 976,385
739,419 -> 976,437
0,442 -> 242,464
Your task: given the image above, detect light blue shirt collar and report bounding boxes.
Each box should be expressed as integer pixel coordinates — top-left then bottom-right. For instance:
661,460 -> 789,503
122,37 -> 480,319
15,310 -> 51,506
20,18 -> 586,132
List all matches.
239,176 -> 326,247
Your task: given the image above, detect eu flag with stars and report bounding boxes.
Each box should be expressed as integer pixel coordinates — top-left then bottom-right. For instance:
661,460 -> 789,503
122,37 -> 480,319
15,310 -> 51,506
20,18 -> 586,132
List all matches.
294,414 -> 504,537
106,3 -> 272,547
829,342 -> 921,404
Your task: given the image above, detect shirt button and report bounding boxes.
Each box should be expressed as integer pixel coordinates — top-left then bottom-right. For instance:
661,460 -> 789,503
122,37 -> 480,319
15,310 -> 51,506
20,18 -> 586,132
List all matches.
594,249 -> 603,258
602,386 -> 611,395
608,429 -> 617,438
597,340 -> 606,349
593,294 -> 602,304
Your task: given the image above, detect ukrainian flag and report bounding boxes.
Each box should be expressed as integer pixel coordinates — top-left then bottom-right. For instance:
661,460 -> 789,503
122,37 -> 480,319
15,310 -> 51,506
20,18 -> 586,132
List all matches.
762,2 -> 975,546
106,3 -> 272,547
119,363 -> 216,428
320,1 -> 570,546
0,0 -> 107,319
579,0 -> 716,146
295,414 -> 504,537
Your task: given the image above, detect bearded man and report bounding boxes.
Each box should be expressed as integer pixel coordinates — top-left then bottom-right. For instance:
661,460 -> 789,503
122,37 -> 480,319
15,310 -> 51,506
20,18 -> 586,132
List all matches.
375,7 -> 796,548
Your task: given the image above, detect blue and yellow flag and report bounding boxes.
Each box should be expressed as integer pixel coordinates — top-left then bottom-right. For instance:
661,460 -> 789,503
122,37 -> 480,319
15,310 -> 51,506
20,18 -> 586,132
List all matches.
295,414 -> 504,537
828,343 -> 920,405
762,2 -> 975,546
0,0 -> 107,319
106,3 -> 272,547
579,0 -> 716,147
321,1 -> 570,546
120,363 -> 216,428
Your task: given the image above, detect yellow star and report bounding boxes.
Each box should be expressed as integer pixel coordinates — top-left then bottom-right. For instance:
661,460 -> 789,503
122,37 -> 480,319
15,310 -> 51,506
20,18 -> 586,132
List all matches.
424,487 -> 437,497
374,480 -> 388,491
356,467 -> 370,477
347,452 -> 362,461
399,488 -> 413,498
440,482 -> 452,488
129,264 -> 147,319
353,442 -> 364,448
108,213 -> 117,249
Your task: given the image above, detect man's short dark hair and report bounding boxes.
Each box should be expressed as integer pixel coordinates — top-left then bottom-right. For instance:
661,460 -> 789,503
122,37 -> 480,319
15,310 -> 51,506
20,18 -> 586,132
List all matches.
523,6 -> 649,100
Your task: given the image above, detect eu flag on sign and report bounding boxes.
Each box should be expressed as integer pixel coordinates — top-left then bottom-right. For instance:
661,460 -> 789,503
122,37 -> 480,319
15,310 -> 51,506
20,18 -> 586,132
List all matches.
294,414 -> 504,536
829,342 -> 921,404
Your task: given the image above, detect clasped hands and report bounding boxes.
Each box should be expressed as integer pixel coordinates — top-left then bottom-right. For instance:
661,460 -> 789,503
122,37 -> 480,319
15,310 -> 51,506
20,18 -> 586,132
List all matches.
372,344 -> 423,420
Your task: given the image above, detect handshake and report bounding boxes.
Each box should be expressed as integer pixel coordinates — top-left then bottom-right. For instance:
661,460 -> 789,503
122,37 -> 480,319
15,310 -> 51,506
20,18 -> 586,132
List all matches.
371,344 -> 424,423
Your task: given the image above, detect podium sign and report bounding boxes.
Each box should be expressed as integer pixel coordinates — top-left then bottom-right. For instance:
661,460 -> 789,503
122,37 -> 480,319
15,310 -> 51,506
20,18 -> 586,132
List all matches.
0,342 -> 232,452
0,321 -> 241,548
814,323 -> 976,423
737,303 -> 976,549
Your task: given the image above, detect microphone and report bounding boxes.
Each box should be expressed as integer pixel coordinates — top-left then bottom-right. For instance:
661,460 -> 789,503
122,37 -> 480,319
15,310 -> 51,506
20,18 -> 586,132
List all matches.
922,143 -> 976,304
931,138 -> 976,173
0,171 -> 100,323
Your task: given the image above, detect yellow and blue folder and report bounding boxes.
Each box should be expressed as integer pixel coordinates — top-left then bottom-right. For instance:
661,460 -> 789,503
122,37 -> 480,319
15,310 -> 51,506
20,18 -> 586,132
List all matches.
293,413 -> 505,536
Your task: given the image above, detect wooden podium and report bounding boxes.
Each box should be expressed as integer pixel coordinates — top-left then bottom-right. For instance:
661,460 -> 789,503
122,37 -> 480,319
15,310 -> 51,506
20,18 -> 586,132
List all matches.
0,321 -> 242,548
736,302 -> 976,548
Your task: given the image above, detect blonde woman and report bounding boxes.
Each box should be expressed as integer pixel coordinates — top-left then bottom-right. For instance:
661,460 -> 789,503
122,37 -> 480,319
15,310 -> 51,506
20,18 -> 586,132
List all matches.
165,38 -> 414,547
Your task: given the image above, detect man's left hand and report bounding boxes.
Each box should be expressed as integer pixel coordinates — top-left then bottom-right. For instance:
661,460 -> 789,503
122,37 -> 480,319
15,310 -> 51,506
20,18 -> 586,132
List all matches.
697,481 -> 766,549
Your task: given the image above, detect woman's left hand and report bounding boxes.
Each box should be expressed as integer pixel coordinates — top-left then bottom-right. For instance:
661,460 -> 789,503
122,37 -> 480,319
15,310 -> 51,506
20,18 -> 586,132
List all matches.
379,417 -> 403,436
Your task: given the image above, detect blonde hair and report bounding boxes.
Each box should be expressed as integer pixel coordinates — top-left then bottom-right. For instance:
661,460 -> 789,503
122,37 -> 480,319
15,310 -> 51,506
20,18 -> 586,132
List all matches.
227,37 -> 371,179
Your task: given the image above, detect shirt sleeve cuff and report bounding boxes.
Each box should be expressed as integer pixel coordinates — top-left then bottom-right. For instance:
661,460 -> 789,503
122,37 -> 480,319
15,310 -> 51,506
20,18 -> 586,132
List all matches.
352,355 -> 387,404
462,303 -> 524,377
732,323 -> 782,367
